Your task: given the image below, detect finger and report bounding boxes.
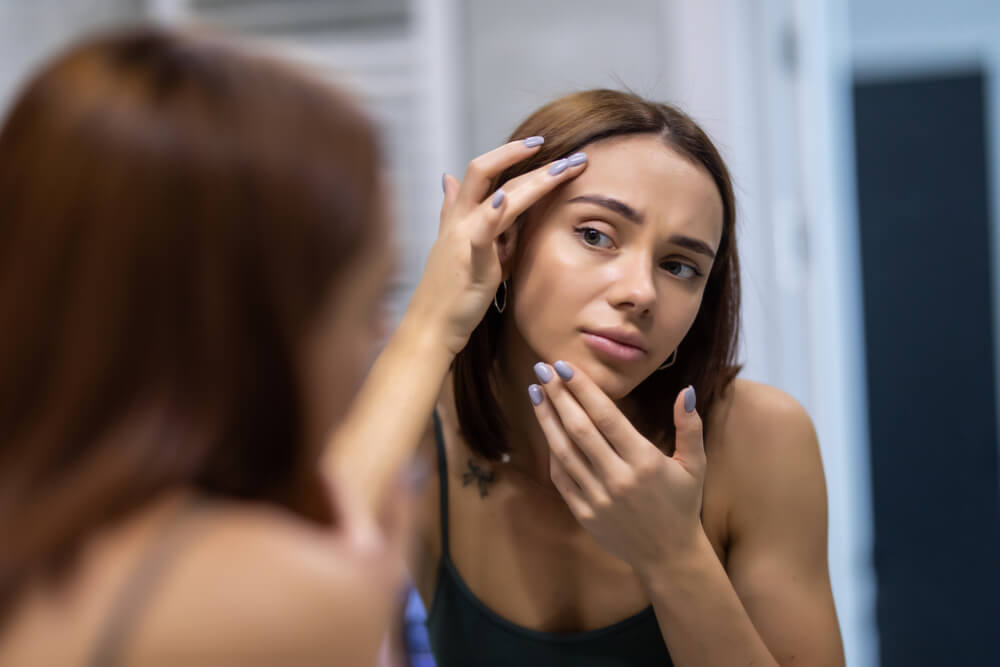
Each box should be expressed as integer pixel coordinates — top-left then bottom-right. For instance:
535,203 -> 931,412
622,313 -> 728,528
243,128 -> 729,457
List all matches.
532,362 -> 630,478
487,152 -> 589,240
528,383 -> 606,501
544,359 -> 646,464
454,137 -> 545,214
468,187 -> 509,280
548,452 -> 592,522
672,385 -> 706,471
439,172 -> 459,231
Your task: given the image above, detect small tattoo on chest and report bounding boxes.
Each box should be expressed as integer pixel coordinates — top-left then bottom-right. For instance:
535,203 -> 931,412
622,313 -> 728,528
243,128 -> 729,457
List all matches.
462,459 -> 495,498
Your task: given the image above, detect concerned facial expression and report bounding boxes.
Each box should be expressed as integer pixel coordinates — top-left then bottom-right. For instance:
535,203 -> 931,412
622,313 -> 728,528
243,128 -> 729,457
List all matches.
506,134 -> 724,399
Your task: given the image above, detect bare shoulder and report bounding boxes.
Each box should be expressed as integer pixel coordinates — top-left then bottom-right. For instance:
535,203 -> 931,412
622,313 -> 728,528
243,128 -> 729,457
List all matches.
708,377 -> 819,462
129,501 -> 391,665
707,378 -> 828,542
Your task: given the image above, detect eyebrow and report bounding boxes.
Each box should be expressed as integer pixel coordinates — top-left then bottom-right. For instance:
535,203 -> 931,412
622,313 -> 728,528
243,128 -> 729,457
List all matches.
567,194 -> 717,259
569,194 -> 642,223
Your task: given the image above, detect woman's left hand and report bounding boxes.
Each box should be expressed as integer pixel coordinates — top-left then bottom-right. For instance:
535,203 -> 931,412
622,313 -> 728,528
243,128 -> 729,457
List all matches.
529,361 -> 706,580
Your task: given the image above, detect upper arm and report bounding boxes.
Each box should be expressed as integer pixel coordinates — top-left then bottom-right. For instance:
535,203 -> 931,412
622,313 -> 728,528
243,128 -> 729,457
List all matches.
722,383 -> 845,666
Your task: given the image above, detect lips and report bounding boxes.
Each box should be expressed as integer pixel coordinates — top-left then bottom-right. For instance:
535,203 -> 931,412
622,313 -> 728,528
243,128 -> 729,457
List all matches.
581,328 -> 648,363
583,328 -> 647,353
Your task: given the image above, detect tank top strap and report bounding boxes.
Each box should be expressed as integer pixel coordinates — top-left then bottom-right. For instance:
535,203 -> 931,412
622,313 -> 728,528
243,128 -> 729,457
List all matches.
431,409 -> 451,560
88,495 -> 206,667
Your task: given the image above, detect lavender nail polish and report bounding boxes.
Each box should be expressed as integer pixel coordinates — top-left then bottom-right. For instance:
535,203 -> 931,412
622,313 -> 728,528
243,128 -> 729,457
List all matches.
684,386 -> 697,413
548,159 -> 569,176
492,189 -> 505,208
553,361 -> 573,380
441,173 -> 447,193
528,384 -> 544,406
533,362 -> 553,384
567,152 -> 587,166
523,136 -> 544,148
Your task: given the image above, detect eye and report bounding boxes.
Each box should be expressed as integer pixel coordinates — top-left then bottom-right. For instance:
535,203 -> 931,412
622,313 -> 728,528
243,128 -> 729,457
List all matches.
576,226 -> 615,249
661,260 -> 701,280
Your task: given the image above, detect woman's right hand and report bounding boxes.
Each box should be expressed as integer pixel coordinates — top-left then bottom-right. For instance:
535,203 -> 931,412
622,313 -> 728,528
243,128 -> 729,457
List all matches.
403,138 -> 588,357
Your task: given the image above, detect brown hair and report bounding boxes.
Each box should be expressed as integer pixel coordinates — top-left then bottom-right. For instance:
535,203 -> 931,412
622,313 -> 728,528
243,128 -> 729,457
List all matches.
454,89 -> 741,459
0,27 -> 379,618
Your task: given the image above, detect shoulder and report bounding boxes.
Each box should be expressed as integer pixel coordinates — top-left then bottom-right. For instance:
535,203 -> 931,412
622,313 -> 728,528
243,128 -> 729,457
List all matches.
707,377 -> 819,461
129,500 -> 392,665
706,378 -> 827,534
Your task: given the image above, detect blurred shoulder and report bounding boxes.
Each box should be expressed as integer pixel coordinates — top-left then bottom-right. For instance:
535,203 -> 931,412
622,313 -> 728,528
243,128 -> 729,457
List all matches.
129,499 -> 390,665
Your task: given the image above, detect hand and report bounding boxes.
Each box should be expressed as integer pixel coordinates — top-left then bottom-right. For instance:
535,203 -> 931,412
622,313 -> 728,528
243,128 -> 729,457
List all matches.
405,140 -> 588,356
529,361 -> 706,579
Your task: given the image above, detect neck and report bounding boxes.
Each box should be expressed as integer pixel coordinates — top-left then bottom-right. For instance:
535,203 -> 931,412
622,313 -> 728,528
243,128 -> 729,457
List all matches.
491,323 -> 562,488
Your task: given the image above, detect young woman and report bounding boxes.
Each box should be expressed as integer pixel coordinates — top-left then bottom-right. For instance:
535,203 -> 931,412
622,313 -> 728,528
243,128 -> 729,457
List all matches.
0,27 -> 412,665
333,89 -> 845,665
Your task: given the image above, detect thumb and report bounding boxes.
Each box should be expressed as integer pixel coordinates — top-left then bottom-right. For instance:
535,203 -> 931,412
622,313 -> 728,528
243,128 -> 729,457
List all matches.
673,385 -> 705,468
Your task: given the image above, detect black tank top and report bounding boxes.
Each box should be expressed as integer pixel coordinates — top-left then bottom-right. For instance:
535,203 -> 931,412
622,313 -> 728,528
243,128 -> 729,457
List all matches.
425,411 -> 675,666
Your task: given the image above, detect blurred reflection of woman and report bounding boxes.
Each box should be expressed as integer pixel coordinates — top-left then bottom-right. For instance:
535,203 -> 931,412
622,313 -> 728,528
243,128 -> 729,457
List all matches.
335,89 -> 845,666
0,27 -> 411,666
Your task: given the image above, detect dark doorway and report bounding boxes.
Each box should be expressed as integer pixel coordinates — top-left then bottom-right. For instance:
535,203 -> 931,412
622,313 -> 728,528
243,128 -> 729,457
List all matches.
853,70 -> 1000,665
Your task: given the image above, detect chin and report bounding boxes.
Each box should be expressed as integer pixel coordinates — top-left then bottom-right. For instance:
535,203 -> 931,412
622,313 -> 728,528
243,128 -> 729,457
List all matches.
575,358 -> 644,400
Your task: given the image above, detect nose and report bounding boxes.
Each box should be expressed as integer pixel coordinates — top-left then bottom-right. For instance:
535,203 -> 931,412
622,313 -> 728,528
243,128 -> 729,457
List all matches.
609,254 -> 656,316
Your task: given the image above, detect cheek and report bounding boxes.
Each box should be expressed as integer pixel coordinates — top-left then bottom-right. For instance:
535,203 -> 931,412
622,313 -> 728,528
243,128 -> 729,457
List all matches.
509,239 -> 596,348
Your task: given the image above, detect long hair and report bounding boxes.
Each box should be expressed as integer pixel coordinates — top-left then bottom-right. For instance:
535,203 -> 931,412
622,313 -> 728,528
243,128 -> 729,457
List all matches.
0,27 -> 379,620
454,89 -> 741,459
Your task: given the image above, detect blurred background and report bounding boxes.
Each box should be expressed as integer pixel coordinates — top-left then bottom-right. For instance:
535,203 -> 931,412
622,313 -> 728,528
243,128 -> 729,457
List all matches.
1,1 -> 997,665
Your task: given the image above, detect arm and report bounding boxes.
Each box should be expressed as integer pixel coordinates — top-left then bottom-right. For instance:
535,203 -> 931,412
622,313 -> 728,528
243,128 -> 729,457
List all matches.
324,140 -> 589,513
323,311 -> 453,512
529,366 -> 843,666
642,386 -> 843,666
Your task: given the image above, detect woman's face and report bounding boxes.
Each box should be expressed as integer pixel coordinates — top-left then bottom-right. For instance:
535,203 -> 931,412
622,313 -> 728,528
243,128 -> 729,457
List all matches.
505,134 -> 724,399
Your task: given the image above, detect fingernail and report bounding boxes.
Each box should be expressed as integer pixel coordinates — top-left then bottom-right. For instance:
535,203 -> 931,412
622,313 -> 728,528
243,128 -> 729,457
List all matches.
684,385 -> 697,413
553,360 -> 573,380
548,159 -> 569,176
567,152 -> 587,166
523,136 -> 544,148
528,384 -> 544,406
491,189 -> 505,208
441,172 -> 448,193
533,362 -> 553,384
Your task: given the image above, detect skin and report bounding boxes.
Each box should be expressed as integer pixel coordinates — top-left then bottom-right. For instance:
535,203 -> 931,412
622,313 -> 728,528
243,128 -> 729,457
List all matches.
0,207 -> 408,666
494,134 -> 722,479
405,135 -> 844,665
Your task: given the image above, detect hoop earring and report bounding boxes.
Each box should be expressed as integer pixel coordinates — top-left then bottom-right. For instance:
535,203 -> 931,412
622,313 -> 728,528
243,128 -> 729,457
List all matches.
494,280 -> 508,314
657,349 -> 677,370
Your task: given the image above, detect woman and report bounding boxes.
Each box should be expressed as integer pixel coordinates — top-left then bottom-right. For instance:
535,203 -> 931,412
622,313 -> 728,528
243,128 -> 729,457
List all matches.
334,89 -> 845,665
0,27 -> 412,665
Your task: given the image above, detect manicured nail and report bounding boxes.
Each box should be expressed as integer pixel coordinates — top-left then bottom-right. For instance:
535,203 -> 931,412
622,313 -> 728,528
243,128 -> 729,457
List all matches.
684,385 -> 697,413
533,362 -> 553,384
553,360 -> 573,380
523,136 -> 544,148
567,152 -> 587,166
441,173 -> 448,193
548,159 -> 569,176
491,189 -> 505,208
528,384 -> 544,406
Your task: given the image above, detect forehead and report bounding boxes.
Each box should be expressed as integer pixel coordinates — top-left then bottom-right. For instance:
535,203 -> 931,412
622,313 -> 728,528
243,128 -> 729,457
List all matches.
560,134 -> 725,246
